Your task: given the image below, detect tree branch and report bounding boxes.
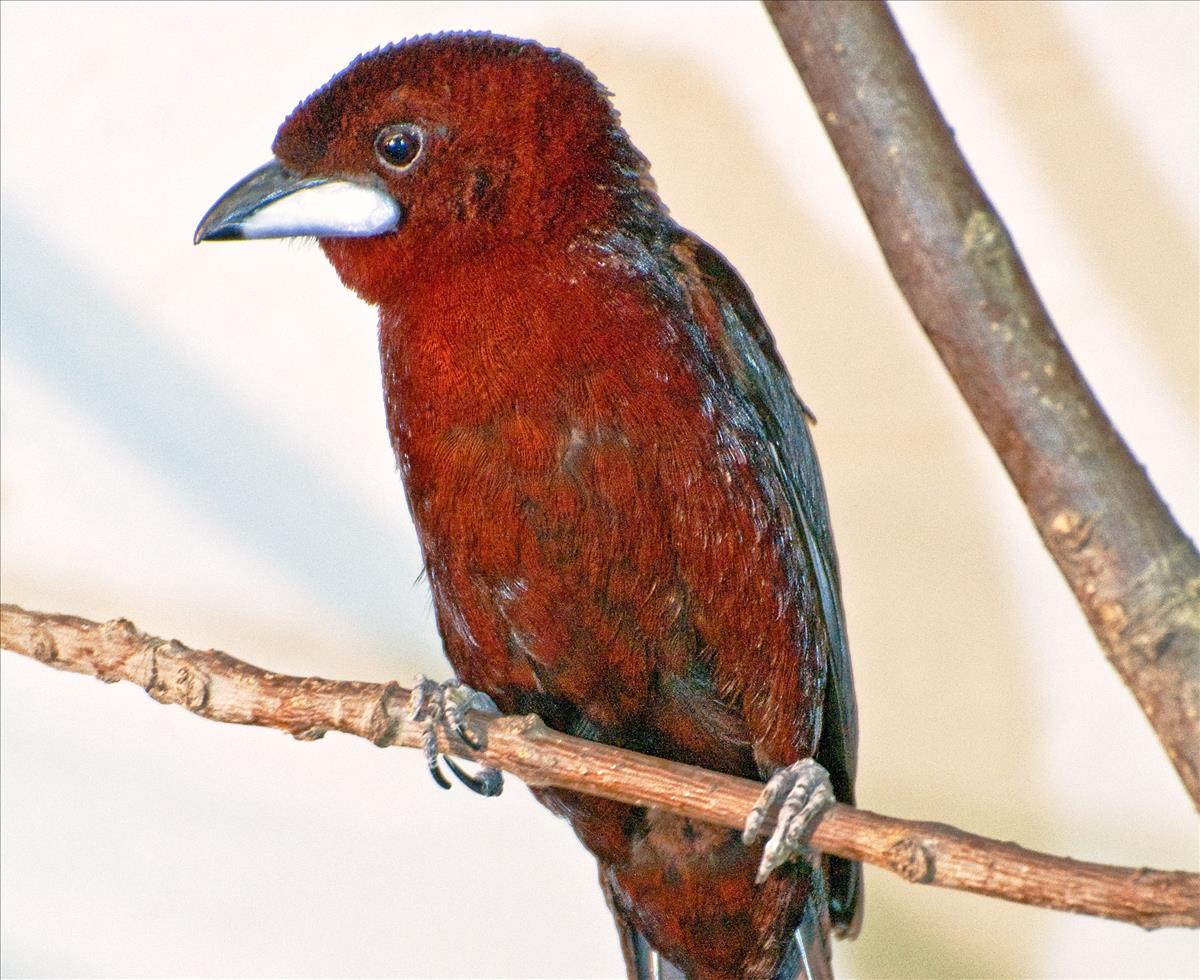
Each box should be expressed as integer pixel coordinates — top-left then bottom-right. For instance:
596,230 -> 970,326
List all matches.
3,602 -> 1196,930
763,0 -> 1200,806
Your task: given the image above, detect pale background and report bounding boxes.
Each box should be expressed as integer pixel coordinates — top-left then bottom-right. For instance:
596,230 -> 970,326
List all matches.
1,1 -> 1196,977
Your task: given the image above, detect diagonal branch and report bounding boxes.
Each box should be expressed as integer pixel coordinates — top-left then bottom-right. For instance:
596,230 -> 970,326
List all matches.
763,0 -> 1200,805
3,602 -> 1196,930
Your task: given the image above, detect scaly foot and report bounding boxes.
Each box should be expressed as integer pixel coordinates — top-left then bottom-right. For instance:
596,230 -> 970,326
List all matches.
742,758 -> 835,884
407,676 -> 503,797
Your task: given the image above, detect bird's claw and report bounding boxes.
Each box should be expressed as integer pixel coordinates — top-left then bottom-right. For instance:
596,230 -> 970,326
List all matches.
743,758 -> 835,884
443,755 -> 504,796
407,676 -> 503,797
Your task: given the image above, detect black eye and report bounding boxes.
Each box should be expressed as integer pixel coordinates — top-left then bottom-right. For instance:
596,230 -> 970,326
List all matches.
375,124 -> 423,170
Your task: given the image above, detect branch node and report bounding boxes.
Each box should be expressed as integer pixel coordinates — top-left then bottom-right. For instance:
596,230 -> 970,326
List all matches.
30,624 -> 60,665
886,836 -> 936,884
961,208 -> 1006,262
520,712 -> 550,736
1049,509 -> 1095,554
101,617 -> 140,643
145,640 -> 210,709
369,680 -> 408,747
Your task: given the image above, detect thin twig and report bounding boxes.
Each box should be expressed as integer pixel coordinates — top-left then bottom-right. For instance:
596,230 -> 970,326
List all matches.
3,602 -> 1196,929
763,0 -> 1200,806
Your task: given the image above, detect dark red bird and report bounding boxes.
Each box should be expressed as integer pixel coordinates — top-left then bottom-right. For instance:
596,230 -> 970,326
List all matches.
197,33 -> 861,979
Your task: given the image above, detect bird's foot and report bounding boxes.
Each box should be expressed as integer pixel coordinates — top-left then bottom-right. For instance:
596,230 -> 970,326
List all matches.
407,676 -> 503,797
742,758 -> 835,884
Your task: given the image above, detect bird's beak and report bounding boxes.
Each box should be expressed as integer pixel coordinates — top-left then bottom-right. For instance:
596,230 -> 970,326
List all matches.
194,161 -> 402,244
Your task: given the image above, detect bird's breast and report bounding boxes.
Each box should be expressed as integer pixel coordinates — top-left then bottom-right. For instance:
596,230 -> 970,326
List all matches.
374,252 -> 805,771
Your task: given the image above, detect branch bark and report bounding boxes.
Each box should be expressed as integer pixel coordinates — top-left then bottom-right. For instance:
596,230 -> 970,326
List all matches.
763,0 -> 1200,806
3,602 -> 1196,930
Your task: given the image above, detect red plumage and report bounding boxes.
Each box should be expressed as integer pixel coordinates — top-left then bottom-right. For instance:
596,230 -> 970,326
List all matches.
209,32 -> 861,979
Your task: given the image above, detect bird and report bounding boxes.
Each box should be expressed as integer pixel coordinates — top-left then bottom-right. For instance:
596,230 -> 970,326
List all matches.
195,32 -> 861,980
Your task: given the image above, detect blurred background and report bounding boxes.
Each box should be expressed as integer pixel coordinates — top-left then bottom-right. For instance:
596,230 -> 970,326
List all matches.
1,1 -> 1196,977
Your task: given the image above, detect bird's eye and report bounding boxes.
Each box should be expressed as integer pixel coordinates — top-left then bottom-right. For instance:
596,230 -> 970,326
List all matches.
375,124 -> 423,170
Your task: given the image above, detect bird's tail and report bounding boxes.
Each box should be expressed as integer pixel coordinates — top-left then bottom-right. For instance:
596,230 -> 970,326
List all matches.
602,861 -> 838,980
620,895 -> 834,980
791,894 -> 836,980
627,908 -> 832,980
631,932 -> 688,980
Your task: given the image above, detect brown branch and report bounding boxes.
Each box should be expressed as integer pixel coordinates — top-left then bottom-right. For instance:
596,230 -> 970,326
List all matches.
3,602 -> 1196,929
763,0 -> 1200,806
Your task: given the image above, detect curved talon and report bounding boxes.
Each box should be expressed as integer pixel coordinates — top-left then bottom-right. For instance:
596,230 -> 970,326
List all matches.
445,756 -> 504,797
407,676 -> 504,796
428,756 -> 453,790
422,721 -> 452,790
456,721 -> 484,750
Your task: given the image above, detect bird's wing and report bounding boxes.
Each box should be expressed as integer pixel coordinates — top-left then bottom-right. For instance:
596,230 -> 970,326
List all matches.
670,231 -> 863,939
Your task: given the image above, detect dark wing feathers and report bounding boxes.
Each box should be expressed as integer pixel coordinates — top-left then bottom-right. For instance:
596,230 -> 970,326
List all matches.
681,233 -> 863,939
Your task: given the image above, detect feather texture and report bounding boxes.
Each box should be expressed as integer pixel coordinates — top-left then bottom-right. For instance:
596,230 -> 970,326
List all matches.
256,32 -> 861,977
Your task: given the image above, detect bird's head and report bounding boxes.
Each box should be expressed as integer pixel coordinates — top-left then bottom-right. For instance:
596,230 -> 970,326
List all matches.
195,33 -> 660,304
